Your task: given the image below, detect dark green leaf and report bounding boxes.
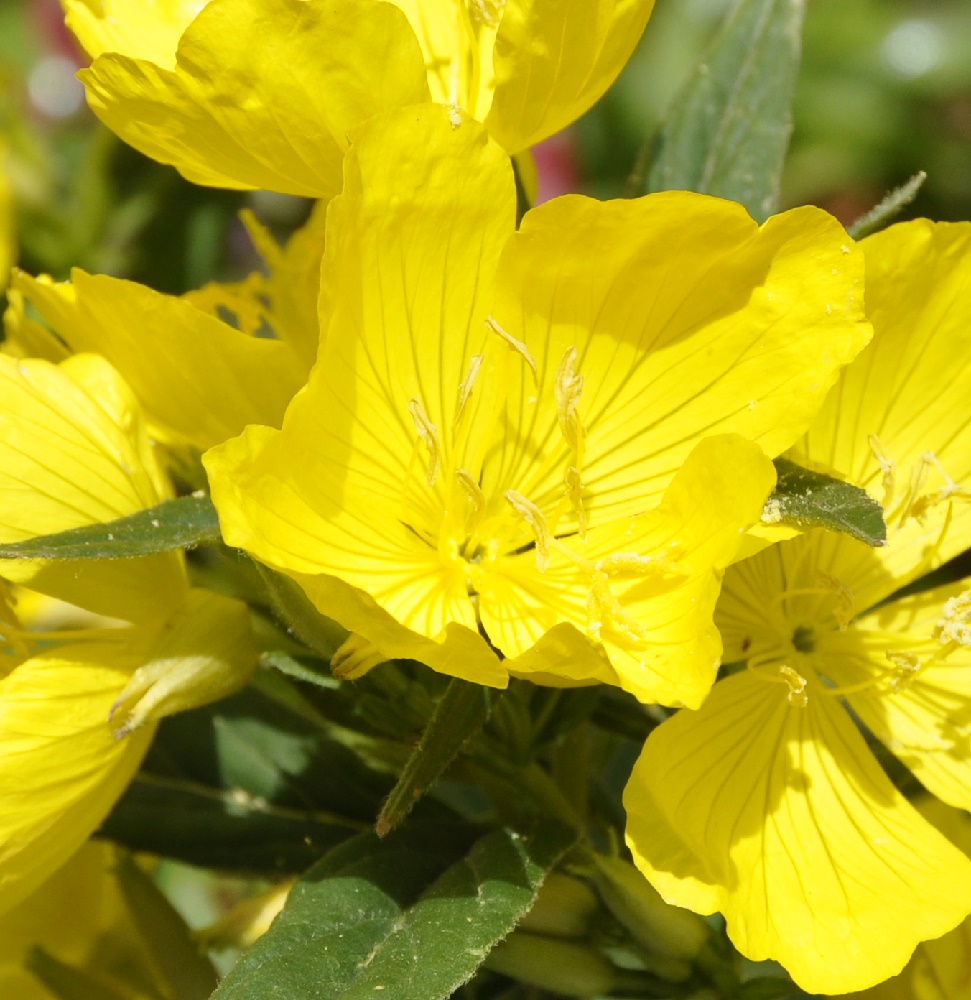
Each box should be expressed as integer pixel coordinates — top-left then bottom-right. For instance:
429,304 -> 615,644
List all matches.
0,494 -> 220,560
641,0 -> 805,221
99,684 -> 446,873
765,457 -> 886,546
377,679 -> 494,836
212,821 -> 575,1000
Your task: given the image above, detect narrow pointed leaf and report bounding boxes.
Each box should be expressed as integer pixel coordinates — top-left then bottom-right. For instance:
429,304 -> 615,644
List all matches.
848,171 -> 927,239
0,494 -> 220,560
377,678 -> 493,836
212,821 -> 575,1000
764,457 -> 886,546
643,0 -> 805,221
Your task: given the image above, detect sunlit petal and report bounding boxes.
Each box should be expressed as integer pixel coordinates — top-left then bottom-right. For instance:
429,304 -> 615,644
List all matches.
625,672 -> 971,994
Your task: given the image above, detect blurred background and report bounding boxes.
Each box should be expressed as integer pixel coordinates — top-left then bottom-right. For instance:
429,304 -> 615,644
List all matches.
2,0 -> 971,293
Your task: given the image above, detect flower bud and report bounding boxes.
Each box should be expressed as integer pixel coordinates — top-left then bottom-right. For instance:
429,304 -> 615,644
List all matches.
591,855 -> 709,961
486,932 -> 618,998
519,874 -> 600,938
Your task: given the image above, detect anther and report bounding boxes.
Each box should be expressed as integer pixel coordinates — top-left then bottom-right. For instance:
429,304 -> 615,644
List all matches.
816,570 -> 854,629
468,0 -> 505,28
456,468 -> 486,526
780,665 -> 809,707
555,347 -> 585,464
505,489 -> 551,571
408,398 -> 440,487
486,315 -> 538,385
586,571 -> 649,647
885,649 -> 923,691
565,465 -> 587,539
447,104 -> 463,129
868,434 -> 896,510
454,354 -> 483,430
934,590 -> 971,652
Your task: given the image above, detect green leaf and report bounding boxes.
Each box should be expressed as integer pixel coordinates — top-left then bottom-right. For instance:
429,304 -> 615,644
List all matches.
99,684 -> 431,873
764,457 -> 886,546
639,0 -> 805,221
848,171 -> 927,239
377,679 -> 493,836
212,821 -> 575,1000
0,494 -> 220,560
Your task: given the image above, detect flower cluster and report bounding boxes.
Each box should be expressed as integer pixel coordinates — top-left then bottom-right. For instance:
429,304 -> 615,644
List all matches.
1,1 -> 970,996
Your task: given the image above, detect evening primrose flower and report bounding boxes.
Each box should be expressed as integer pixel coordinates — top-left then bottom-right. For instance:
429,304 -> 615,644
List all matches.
4,202 -> 327,453
843,800 -> 971,1000
63,0 -> 654,196
204,105 -> 869,704
625,220 -> 971,994
0,352 -> 259,915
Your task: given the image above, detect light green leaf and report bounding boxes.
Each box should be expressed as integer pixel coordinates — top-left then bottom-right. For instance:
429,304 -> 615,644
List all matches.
212,822 -> 575,1000
0,494 -> 220,560
764,457 -> 886,546
641,0 -> 805,221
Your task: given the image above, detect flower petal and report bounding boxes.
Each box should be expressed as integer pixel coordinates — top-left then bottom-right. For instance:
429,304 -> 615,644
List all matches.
484,192 -> 869,529
79,0 -> 430,196
502,435 -> 776,707
795,220 -> 971,600
624,671 -> 971,994
13,269 -> 307,450
486,0 -> 655,153
828,583 -> 971,812
63,0 -> 205,66
0,353 -> 185,621
0,640 -> 153,916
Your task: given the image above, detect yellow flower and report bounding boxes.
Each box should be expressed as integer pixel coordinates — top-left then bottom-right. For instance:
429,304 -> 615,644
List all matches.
204,105 -> 869,704
0,352 -> 259,915
63,0 -> 655,195
5,202 -> 327,454
624,220 -> 971,994
841,800 -> 971,1000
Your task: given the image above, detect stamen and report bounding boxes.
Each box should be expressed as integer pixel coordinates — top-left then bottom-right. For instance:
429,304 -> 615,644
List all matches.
468,0 -> 505,28
904,452 -> 971,523
408,398 -> 440,487
565,466 -> 587,540
454,354 -> 483,430
868,434 -> 896,510
586,571 -> 648,647
486,315 -> 538,385
885,649 -> 923,691
505,490 -> 551,571
595,549 -> 684,580
554,347 -> 585,466
447,103 -> 463,129
780,665 -> 809,707
816,570 -> 855,629
934,590 -> 971,652
456,468 -> 485,512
